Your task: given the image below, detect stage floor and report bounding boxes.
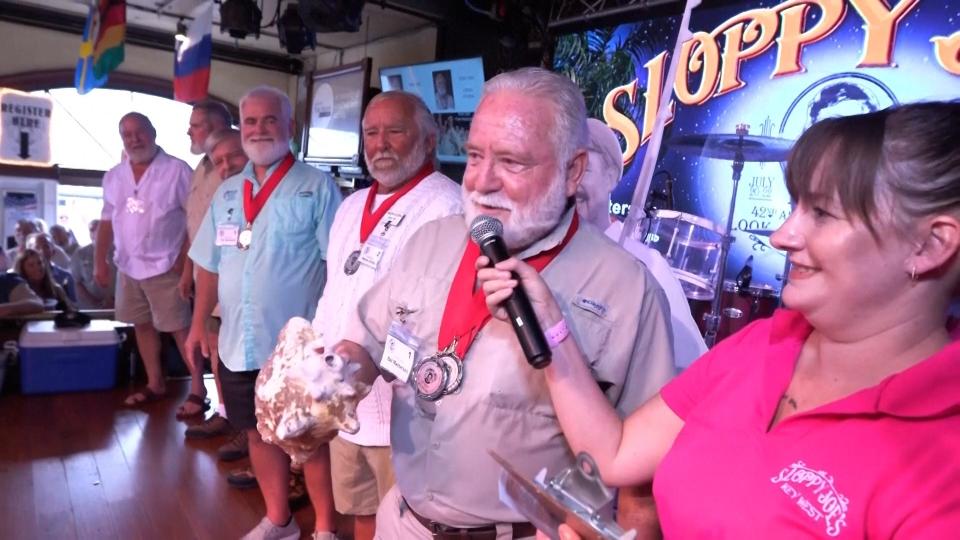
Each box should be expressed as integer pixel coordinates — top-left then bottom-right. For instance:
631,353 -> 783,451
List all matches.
0,376 -> 348,540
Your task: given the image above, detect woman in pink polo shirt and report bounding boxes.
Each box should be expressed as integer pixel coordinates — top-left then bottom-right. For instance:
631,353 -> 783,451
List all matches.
479,101 -> 960,538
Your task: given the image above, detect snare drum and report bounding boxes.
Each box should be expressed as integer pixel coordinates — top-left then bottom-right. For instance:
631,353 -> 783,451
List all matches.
643,210 -> 724,300
690,280 -> 780,342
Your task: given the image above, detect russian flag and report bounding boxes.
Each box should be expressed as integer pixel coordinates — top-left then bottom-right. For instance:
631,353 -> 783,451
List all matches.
174,1 -> 213,103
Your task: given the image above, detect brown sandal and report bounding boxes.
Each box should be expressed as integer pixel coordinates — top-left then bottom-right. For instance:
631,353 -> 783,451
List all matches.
124,387 -> 167,407
175,393 -> 210,419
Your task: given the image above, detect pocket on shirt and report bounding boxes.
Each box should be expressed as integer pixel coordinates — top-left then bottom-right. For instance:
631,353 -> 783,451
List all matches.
271,198 -> 314,235
567,298 -> 613,369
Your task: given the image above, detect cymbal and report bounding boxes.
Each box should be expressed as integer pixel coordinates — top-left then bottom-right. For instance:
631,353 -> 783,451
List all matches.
669,133 -> 793,162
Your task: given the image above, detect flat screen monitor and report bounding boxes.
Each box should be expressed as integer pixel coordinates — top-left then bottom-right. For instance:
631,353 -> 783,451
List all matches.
379,57 -> 485,163
302,59 -> 370,170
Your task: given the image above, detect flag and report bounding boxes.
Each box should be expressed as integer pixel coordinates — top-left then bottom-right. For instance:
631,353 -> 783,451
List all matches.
92,0 -> 126,80
174,1 -> 213,103
75,4 -> 108,94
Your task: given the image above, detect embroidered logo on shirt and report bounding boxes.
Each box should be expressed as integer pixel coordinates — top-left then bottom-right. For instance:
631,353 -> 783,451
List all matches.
297,191 -> 313,197
770,460 -> 849,537
223,189 -> 238,201
573,296 -> 607,318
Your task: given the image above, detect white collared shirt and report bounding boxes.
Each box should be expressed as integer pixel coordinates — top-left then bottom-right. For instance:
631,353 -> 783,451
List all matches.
313,171 -> 463,447
101,148 -> 192,280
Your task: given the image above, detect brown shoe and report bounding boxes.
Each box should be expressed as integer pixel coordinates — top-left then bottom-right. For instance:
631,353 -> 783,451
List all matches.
185,413 -> 232,439
227,467 -> 258,489
217,430 -> 249,461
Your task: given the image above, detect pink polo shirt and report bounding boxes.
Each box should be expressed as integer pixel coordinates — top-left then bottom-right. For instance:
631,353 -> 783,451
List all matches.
654,309 -> 960,538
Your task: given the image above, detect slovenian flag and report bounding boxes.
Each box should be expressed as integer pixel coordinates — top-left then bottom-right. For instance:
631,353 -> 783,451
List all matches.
75,4 -> 108,94
174,1 -> 213,103
92,0 -> 126,80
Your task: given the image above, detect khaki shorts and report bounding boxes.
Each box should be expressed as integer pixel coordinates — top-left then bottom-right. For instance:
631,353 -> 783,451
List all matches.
331,436 -> 395,515
115,268 -> 192,332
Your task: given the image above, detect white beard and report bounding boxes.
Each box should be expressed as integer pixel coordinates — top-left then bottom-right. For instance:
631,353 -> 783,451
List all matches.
462,173 -> 568,251
243,138 -> 289,167
365,137 -> 429,189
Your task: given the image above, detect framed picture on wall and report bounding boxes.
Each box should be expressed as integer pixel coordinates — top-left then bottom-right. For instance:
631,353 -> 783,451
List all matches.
302,58 -> 371,167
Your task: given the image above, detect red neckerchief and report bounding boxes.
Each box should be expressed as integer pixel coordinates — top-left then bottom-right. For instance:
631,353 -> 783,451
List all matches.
242,153 -> 295,224
360,162 -> 434,243
438,213 -> 580,358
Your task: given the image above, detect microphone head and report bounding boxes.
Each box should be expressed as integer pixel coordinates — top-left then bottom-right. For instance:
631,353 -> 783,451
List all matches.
470,215 -> 503,244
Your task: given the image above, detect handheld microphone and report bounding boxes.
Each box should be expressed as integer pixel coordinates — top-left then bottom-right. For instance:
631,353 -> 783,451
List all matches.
470,215 -> 551,369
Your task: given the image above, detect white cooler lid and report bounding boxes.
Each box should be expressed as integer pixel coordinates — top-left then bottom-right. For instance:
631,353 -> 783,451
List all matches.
19,320 -> 127,347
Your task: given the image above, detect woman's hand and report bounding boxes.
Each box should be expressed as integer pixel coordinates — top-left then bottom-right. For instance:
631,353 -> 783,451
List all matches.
535,524 -> 581,540
475,255 -> 564,328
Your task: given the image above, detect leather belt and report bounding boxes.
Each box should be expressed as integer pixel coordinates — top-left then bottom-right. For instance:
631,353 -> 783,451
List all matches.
403,499 -> 537,539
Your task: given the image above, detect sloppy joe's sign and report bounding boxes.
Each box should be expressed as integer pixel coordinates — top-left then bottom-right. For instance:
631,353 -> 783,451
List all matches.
603,0 -> 960,164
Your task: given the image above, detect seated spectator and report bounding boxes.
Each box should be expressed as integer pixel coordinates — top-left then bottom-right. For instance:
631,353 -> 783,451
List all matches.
26,233 -> 77,303
14,249 -> 72,310
50,224 -> 80,257
6,218 -> 39,263
70,220 -> 115,309
0,272 -> 43,317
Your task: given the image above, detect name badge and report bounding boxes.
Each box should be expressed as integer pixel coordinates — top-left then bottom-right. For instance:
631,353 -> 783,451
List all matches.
216,223 -> 240,246
380,211 -> 406,236
358,235 -> 388,270
380,320 -> 419,383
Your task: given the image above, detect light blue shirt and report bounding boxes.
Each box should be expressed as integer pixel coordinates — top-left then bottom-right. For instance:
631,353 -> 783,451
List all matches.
189,158 -> 341,372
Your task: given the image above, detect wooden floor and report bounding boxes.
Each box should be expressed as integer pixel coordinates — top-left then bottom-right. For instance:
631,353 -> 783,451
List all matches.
0,377 -> 350,540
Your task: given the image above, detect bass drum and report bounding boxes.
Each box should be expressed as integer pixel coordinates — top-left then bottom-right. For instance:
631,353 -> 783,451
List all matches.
690,280 -> 780,343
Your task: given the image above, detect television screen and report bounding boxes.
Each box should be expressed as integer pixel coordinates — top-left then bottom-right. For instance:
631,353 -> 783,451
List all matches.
303,59 -> 370,168
379,57 -> 485,163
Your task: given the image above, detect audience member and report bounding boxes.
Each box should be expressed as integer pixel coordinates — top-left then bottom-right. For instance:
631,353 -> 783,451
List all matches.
6,218 -> 39,262
331,67 -> 675,539
0,272 -> 43,317
578,118 -> 707,370
186,85 -> 341,540
95,112 -> 199,414
484,102 -> 960,538
13,248 -> 71,310
309,91 -> 463,540
50,224 -> 80,257
70,220 -> 116,309
26,233 -> 78,303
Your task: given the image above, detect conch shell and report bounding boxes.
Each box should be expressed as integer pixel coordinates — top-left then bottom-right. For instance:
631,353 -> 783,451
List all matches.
255,317 -> 370,464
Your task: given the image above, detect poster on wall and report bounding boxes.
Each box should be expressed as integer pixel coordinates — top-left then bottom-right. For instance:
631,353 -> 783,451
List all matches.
380,57 -> 485,163
0,89 -> 53,167
555,0 -> 960,293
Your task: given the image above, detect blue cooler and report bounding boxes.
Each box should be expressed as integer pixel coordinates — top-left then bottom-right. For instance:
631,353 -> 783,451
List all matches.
19,320 -> 125,394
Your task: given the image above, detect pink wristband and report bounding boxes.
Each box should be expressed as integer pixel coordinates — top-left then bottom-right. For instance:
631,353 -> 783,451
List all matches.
544,318 -> 570,349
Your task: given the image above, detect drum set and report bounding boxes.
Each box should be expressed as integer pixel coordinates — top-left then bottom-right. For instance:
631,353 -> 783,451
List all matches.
639,125 -> 794,346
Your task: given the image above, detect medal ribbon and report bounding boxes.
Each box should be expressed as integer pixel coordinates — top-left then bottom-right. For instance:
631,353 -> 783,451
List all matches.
242,153 -> 295,225
438,213 -> 580,359
360,162 -> 434,244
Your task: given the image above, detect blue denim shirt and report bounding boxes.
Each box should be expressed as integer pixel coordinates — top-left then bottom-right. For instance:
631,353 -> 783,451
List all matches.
189,158 -> 341,371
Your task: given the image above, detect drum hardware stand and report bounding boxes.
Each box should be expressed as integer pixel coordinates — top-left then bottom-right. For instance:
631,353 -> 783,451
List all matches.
703,124 -> 749,348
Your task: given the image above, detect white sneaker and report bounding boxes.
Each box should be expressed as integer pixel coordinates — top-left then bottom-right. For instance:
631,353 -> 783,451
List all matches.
240,516 -> 300,540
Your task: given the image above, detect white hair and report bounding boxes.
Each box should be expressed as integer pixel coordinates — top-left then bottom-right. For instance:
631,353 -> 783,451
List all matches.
239,85 -> 293,124
367,91 -> 438,141
482,67 -> 588,166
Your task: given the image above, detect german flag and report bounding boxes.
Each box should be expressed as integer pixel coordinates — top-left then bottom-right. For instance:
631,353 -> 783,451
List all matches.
92,0 -> 126,80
